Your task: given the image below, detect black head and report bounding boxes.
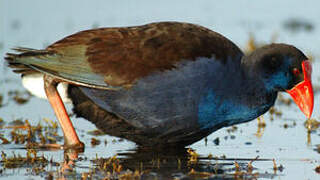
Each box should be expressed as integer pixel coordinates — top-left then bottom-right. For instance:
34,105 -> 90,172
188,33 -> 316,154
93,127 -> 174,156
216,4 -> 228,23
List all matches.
242,43 -> 308,92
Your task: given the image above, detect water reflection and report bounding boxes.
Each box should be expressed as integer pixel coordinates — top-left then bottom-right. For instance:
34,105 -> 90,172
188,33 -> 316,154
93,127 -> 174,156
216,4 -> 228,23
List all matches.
54,147 -> 279,179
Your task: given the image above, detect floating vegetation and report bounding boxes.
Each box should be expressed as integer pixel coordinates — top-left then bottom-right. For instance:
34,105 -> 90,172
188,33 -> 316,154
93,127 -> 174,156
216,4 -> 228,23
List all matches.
87,129 -> 106,136
0,150 -> 48,169
8,119 -> 25,126
91,154 -> 143,179
244,34 -> 259,54
0,118 -> 5,127
256,116 -> 266,138
8,90 -> 32,105
277,94 -> 292,106
283,18 -> 314,33
269,107 -> 283,117
0,135 -> 10,144
0,94 -> 3,108
188,168 -> 212,179
244,33 -> 278,54
43,118 -> 58,130
316,145 -> 320,154
88,149 -> 281,179
185,155 -> 273,179
268,107 -> 283,121
315,165 -> 320,174
94,155 -> 122,173
213,137 -> 220,145
283,121 -> 296,129
91,138 -> 101,146
0,119 -> 283,180
257,116 -> 266,128
272,159 -> 284,174
304,118 -> 320,132
187,148 -> 199,164
226,126 -> 238,133
2,118 -> 62,147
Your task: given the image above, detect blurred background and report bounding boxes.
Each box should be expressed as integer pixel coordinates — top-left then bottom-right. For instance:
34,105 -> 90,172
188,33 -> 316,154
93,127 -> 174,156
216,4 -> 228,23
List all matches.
0,0 -> 319,179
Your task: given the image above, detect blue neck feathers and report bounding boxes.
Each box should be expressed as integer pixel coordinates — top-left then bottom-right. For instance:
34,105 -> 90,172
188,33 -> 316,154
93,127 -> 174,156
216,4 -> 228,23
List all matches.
197,89 -> 275,130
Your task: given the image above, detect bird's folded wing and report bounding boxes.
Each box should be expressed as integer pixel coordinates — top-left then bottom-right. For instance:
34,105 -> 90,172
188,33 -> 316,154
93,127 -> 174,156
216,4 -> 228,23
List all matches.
5,22 -> 243,89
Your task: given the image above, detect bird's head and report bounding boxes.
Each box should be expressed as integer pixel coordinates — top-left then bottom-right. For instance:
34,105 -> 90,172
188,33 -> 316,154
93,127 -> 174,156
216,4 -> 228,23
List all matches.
243,43 -> 314,118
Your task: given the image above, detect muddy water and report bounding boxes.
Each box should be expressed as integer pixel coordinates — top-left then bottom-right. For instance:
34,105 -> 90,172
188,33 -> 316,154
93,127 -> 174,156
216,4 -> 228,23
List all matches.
1,0 -> 320,179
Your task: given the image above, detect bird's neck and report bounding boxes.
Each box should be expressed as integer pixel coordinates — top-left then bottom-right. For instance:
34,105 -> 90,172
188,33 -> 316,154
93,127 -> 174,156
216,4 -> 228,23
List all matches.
208,57 -> 277,108
240,54 -> 279,99
198,72 -> 277,130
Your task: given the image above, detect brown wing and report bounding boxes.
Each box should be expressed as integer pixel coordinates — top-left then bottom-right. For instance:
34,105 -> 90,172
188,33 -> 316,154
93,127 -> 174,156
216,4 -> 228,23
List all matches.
47,22 -> 243,87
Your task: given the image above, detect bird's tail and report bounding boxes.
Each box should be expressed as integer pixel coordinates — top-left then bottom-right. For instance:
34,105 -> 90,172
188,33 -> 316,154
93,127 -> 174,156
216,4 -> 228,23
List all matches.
5,47 -> 55,74
5,47 -> 115,90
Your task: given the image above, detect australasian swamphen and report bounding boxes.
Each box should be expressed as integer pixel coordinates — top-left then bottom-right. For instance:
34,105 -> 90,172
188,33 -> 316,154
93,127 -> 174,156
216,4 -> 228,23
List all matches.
5,22 -> 314,149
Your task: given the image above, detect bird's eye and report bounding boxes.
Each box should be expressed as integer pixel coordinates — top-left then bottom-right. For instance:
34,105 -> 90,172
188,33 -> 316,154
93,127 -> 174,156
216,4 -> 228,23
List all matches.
292,68 -> 300,76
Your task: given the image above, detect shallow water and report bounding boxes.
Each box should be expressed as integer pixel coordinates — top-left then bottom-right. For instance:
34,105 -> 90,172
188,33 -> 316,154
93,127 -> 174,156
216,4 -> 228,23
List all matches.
1,0 -> 320,179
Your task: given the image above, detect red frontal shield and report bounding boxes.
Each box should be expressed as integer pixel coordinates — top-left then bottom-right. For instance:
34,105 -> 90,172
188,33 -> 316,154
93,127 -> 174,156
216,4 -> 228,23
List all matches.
286,60 -> 314,118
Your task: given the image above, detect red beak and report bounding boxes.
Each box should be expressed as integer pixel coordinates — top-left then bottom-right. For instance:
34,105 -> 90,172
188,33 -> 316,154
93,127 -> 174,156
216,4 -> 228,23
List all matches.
286,60 -> 314,118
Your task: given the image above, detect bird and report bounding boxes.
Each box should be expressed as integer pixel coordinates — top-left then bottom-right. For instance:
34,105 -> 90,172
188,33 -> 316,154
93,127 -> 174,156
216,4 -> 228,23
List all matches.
5,21 -> 314,149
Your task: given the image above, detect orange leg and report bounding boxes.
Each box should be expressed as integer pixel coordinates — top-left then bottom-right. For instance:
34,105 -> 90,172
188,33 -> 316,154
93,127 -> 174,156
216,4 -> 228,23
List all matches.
44,75 -> 84,150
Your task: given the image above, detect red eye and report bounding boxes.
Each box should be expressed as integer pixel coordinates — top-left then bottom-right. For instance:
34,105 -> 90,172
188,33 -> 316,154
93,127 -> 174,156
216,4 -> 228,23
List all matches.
292,68 -> 300,76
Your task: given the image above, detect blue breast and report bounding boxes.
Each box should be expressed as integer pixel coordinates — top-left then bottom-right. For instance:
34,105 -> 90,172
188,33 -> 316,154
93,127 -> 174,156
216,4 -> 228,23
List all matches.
198,90 -> 272,129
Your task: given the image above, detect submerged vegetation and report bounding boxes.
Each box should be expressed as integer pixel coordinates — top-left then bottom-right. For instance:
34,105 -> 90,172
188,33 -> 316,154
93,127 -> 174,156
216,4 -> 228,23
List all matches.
0,111 -> 292,179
